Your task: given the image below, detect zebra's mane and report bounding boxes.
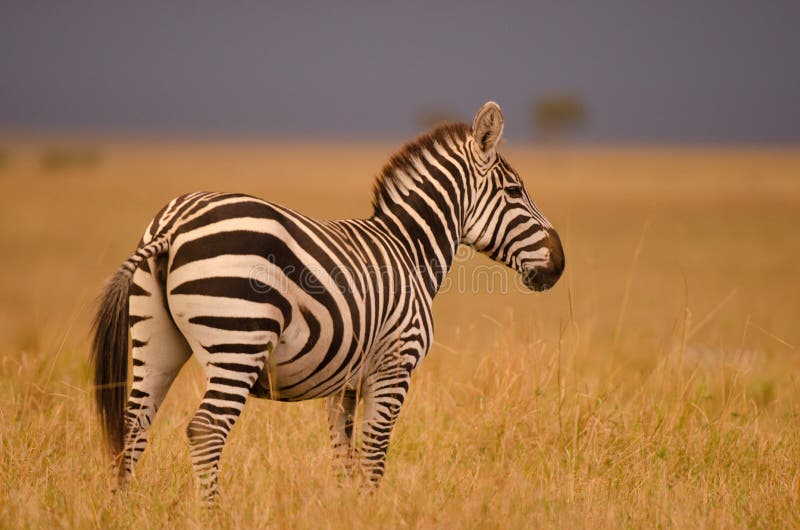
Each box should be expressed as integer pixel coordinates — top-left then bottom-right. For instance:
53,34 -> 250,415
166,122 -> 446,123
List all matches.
372,122 -> 471,212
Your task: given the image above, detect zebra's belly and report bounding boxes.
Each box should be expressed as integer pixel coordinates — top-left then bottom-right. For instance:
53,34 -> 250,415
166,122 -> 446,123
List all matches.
250,328 -> 363,401
249,303 -> 364,402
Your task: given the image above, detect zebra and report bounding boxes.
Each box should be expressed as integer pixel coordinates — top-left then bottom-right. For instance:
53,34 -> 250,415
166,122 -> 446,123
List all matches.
91,101 -> 564,502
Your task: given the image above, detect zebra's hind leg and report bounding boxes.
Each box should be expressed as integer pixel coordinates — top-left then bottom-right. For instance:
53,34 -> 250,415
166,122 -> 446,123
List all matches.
186,342 -> 272,503
120,259 -> 191,489
326,387 -> 358,478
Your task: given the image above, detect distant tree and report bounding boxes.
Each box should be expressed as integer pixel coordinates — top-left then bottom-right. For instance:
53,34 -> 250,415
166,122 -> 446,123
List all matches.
531,94 -> 587,141
415,106 -> 462,130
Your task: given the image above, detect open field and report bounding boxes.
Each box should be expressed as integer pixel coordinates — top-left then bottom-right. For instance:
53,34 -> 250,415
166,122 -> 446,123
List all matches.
0,140 -> 799,528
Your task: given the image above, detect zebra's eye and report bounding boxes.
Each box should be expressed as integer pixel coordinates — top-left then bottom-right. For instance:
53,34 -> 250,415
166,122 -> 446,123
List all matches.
505,185 -> 523,199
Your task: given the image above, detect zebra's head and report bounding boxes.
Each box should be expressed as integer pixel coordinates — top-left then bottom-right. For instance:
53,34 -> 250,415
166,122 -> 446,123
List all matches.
462,102 -> 565,292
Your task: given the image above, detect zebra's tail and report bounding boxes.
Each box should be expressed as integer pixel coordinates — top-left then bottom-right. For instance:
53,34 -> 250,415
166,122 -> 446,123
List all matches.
91,236 -> 170,456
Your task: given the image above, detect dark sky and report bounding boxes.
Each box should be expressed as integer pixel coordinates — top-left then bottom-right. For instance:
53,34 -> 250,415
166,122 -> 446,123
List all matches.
1,1 -> 798,142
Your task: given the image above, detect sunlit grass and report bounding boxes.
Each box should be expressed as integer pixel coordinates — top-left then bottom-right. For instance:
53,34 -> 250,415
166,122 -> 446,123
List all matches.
0,141 -> 798,528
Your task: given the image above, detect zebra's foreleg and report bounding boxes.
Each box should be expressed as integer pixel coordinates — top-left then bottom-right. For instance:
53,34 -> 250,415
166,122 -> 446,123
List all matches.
187,349 -> 269,504
357,367 -> 412,486
326,387 -> 358,478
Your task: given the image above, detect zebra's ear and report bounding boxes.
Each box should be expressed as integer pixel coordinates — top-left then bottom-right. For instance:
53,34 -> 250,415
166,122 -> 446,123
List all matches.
472,101 -> 504,154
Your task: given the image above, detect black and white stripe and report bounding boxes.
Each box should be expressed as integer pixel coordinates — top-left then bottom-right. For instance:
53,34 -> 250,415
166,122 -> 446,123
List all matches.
91,101 -> 564,502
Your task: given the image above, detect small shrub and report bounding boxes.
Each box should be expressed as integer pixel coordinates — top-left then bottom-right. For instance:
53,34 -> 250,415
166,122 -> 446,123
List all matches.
40,147 -> 101,172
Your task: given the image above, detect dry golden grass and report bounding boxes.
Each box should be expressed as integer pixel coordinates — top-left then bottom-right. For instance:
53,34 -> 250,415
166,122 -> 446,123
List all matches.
0,140 -> 798,528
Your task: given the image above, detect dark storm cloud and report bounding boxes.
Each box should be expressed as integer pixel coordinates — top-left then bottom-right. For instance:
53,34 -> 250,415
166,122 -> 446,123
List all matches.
1,1 -> 798,142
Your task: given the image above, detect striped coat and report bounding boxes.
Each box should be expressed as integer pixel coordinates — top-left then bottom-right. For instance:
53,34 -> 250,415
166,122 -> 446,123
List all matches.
91,101 -> 564,502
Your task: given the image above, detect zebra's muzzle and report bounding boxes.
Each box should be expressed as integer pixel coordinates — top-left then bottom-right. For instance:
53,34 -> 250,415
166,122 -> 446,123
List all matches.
522,266 -> 561,292
522,231 -> 565,291
522,267 -> 550,292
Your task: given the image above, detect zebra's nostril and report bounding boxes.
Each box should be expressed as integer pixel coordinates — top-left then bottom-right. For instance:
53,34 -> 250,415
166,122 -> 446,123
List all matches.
521,263 -> 563,292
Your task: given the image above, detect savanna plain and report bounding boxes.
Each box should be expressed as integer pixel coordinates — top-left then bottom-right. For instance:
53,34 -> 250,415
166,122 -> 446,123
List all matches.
0,139 -> 798,529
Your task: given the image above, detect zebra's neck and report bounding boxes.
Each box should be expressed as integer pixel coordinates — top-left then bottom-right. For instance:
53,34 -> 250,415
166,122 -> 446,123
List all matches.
370,126 -> 470,297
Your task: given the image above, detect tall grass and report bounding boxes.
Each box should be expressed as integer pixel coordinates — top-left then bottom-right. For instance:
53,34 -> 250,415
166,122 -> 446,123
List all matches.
2,310 -> 797,528
0,142 -> 798,528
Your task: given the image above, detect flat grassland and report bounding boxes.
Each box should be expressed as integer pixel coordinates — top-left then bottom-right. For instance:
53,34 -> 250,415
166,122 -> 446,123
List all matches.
0,141 -> 798,528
